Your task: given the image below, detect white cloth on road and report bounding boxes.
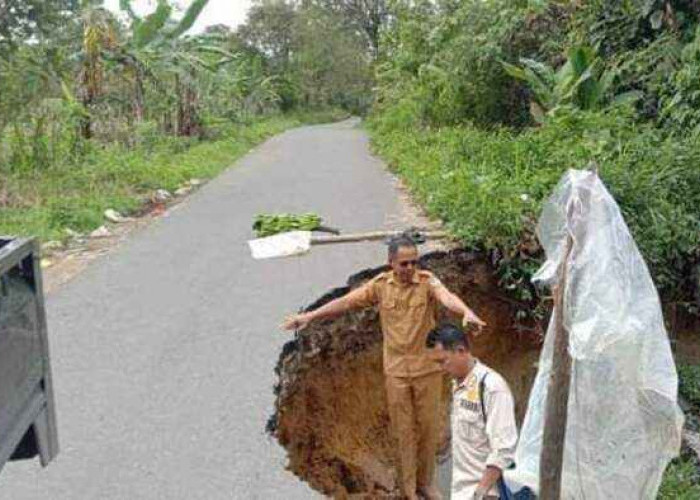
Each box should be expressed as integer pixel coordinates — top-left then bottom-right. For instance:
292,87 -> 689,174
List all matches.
248,230 -> 312,259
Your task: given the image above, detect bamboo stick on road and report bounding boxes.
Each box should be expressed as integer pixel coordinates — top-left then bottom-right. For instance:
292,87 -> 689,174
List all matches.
311,230 -> 449,245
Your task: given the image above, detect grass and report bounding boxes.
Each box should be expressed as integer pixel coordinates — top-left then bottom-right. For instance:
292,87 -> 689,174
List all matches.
367,105 -> 700,496
659,454 -> 700,499
658,363 -> 700,497
679,363 -> 700,410
0,109 -> 348,242
367,107 -> 700,306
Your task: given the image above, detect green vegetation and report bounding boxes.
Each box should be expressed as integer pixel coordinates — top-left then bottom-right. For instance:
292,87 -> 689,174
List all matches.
253,213 -> 323,238
369,107 -> 700,306
659,454 -> 700,499
0,0 -> 368,242
679,363 -> 700,410
369,1 -> 700,312
501,46 -> 642,123
0,111 -> 346,241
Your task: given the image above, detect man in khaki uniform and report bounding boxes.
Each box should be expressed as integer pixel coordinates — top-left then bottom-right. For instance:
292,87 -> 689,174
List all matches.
282,235 -> 485,499
428,324 -> 518,500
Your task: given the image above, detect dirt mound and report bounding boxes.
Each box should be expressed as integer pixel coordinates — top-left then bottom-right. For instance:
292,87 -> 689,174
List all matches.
268,249 -> 543,498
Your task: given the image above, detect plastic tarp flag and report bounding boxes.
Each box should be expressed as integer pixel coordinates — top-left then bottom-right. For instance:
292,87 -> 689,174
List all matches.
248,231 -> 312,259
506,169 -> 684,498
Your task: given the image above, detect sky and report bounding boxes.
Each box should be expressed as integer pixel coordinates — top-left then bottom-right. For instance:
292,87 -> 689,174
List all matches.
104,0 -> 253,33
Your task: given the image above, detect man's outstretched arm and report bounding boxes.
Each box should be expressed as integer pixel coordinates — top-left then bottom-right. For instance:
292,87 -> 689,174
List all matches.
429,275 -> 486,332
281,282 -> 377,331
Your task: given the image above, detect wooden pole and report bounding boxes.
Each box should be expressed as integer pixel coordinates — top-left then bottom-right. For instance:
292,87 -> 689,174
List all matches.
539,235 -> 574,499
310,230 -> 449,245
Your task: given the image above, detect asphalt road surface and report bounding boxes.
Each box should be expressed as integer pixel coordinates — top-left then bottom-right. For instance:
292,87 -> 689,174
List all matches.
1,119 -> 450,499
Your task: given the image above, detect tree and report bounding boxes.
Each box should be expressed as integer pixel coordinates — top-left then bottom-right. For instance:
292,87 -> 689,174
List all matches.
291,4 -> 373,112
111,0 -> 215,134
0,0 -> 79,56
237,0 -> 296,71
502,46 -> 641,123
313,0 -> 388,58
78,5 -> 118,138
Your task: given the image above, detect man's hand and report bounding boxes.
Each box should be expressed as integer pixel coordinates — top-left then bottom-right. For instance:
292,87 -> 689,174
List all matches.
430,279 -> 487,334
472,487 -> 489,500
279,292 -> 357,333
281,313 -> 312,331
462,310 -> 487,334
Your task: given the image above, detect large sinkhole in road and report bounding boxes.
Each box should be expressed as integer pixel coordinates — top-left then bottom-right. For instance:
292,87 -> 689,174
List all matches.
267,250 -> 543,498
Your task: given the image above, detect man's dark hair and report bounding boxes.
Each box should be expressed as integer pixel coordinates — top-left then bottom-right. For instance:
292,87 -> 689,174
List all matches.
388,234 -> 417,260
426,323 -> 470,351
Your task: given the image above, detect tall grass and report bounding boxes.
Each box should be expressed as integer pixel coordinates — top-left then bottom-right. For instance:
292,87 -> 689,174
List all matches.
368,106 -> 700,307
0,110 -> 348,241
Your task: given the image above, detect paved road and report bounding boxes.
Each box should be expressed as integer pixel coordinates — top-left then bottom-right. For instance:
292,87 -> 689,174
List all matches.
0,119 -> 417,499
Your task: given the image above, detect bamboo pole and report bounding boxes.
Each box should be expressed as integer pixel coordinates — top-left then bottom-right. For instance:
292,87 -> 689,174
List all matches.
539,235 -> 574,499
310,230 -> 449,245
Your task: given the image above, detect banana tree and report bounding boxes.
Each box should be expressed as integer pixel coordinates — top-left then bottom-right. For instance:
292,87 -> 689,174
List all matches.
157,33 -> 241,136
115,0 -> 211,128
502,46 -> 640,123
78,5 -> 119,138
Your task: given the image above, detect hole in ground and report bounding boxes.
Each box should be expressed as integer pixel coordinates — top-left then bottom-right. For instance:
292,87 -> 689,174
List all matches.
268,249 -> 543,498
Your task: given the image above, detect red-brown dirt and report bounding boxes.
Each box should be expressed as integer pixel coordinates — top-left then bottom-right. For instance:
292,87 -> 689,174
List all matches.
268,250 -> 542,498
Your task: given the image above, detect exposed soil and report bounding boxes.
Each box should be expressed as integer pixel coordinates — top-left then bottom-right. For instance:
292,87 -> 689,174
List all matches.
269,249 -> 542,498
269,245 -> 700,498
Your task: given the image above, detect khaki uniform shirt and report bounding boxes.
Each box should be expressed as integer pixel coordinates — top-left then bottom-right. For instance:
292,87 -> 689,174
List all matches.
452,361 -> 518,499
346,270 -> 442,377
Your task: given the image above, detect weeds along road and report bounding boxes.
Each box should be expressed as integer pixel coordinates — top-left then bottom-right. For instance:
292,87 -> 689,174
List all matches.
1,118 -> 423,499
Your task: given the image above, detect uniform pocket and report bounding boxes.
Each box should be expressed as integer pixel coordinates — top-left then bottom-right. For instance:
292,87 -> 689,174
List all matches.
381,297 -> 397,310
408,297 -> 427,308
407,291 -> 428,309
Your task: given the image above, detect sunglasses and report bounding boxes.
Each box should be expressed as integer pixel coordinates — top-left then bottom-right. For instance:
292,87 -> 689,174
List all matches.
398,259 -> 419,268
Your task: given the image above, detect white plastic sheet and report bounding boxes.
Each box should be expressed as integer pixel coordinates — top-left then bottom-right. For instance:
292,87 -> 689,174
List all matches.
248,231 -> 312,259
506,169 -> 684,498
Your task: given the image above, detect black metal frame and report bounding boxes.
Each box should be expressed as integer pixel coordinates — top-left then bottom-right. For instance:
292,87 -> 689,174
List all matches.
0,237 -> 59,473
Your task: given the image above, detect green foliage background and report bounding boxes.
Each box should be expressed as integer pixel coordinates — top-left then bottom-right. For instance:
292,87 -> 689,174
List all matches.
369,0 -> 700,313
0,0 -> 364,239
368,3 -> 700,492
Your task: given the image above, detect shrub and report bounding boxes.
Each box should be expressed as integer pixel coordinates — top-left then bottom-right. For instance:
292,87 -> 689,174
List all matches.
678,363 -> 700,409
368,107 -> 700,307
659,454 -> 700,499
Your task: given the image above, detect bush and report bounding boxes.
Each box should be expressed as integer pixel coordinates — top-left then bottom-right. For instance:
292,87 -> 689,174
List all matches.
375,0 -> 569,129
612,35 -> 682,120
678,363 -> 700,409
659,454 -> 700,499
660,25 -> 700,133
368,107 -> 700,307
0,110 -> 346,241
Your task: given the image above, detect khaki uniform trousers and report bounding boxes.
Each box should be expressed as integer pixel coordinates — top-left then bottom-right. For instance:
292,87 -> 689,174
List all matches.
385,371 -> 443,497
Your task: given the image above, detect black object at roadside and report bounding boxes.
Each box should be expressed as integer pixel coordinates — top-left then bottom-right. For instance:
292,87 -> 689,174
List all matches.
0,237 -> 59,474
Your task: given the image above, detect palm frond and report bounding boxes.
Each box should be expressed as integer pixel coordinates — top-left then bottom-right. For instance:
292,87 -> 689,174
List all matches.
167,0 -> 210,39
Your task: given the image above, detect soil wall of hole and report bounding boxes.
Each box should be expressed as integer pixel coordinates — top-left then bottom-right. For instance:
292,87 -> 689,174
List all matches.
267,250 -> 542,498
